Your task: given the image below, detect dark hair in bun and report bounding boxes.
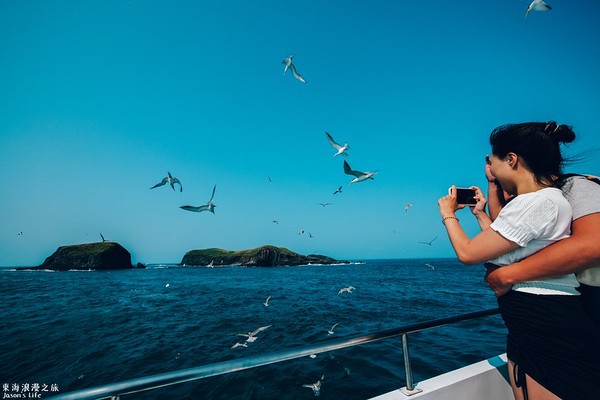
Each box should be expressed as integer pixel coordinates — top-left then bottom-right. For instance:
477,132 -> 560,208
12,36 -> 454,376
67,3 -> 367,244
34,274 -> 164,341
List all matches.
543,121 -> 576,144
490,121 -> 576,187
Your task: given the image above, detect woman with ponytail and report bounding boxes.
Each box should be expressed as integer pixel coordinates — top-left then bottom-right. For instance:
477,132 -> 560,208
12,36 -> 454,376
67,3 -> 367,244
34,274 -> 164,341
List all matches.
438,122 -> 600,400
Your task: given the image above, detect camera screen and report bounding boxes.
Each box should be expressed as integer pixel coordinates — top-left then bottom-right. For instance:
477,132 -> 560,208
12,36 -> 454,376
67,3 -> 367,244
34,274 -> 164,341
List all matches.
456,188 -> 477,205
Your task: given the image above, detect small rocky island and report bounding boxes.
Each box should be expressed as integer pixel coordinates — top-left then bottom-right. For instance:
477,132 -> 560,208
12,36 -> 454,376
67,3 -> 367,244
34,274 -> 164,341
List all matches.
20,242 -> 140,271
181,245 -> 348,267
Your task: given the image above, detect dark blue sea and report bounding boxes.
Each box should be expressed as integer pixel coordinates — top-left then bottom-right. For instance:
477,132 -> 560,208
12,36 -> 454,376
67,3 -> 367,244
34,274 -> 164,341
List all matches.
1,259 -> 507,399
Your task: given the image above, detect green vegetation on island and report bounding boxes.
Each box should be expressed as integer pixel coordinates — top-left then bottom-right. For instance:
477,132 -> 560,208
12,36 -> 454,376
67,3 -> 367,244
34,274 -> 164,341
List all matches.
181,245 -> 348,267
19,242 -> 139,271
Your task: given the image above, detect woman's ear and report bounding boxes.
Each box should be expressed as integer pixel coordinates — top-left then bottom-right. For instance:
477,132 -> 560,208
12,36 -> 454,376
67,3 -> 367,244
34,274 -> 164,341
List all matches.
506,152 -> 518,168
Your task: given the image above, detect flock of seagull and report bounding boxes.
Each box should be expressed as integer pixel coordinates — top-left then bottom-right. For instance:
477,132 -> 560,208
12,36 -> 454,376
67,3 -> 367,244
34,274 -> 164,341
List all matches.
226,285 -> 357,396
144,55 -> 448,248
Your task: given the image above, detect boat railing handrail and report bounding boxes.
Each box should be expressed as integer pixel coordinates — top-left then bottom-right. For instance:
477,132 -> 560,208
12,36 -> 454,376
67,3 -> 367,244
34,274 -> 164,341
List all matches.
48,307 -> 501,400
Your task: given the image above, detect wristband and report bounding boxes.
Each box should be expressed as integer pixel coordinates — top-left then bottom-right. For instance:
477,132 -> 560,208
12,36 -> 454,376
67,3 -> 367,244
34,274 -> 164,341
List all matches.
442,216 -> 459,225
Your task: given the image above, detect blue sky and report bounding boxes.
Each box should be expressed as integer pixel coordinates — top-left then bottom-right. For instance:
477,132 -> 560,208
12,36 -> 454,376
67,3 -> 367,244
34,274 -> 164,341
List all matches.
1,1 -> 599,266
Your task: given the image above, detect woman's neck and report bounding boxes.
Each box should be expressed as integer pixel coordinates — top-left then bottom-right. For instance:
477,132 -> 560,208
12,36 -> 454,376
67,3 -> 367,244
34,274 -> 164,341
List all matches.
514,173 -> 550,195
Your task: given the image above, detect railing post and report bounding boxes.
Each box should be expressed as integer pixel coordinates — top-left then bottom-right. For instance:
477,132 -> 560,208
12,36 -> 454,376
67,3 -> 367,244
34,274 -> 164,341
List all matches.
399,333 -> 423,396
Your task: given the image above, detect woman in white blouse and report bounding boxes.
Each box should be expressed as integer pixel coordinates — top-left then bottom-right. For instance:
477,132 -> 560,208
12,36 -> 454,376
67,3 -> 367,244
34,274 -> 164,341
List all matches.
438,121 -> 600,400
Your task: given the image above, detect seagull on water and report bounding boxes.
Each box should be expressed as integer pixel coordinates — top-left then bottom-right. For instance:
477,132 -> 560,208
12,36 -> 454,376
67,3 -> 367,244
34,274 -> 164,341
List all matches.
327,323 -> 339,335
263,296 -> 271,307
333,186 -> 342,195
338,286 -> 355,295
419,236 -> 438,246
302,375 -> 325,397
343,160 -> 377,185
236,325 -> 271,343
282,54 -> 306,83
404,203 -> 414,213
525,0 -> 551,17
325,132 -> 350,157
150,172 -> 182,192
180,185 -> 217,214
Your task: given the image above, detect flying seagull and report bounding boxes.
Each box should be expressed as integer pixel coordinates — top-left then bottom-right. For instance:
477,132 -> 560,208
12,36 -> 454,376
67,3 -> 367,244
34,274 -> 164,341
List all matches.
404,203 -> 414,213
302,375 -> 325,397
318,203 -> 332,207
343,160 -> 377,185
150,172 -> 182,192
325,132 -> 350,157
333,186 -> 342,195
231,342 -> 248,349
338,286 -> 355,295
180,185 -> 217,214
419,236 -> 438,246
327,323 -> 339,335
525,0 -> 551,17
236,325 -> 272,343
282,54 -> 306,83
263,296 -> 271,307
425,263 -> 435,270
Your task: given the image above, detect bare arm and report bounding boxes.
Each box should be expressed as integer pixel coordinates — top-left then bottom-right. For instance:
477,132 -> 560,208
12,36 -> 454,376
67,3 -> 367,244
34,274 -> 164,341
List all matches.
484,156 -> 510,220
486,182 -> 506,221
439,186 -> 520,265
486,213 -> 600,296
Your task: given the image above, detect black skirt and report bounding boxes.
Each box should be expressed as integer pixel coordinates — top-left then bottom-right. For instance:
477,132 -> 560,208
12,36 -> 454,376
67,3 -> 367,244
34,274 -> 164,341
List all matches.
498,290 -> 600,400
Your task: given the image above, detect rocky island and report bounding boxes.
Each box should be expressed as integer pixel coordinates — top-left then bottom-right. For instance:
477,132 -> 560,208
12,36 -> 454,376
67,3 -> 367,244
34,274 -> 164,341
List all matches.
20,242 -> 140,271
181,245 -> 349,267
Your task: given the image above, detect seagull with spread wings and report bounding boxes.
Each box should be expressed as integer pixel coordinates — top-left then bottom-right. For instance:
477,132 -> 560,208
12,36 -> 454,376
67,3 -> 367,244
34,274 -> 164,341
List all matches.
343,160 -> 377,185
282,54 -> 306,83
180,185 -> 217,214
236,325 -> 272,343
419,236 -> 438,246
525,0 -> 551,17
325,131 -> 350,157
338,286 -> 355,295
302,375 -> 325,397
327,323 -> 339,335
150,172 -> 182,192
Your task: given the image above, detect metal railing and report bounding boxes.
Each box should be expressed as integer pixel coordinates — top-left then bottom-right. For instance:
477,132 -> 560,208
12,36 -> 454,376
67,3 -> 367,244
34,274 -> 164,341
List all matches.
48,308 -> 501,400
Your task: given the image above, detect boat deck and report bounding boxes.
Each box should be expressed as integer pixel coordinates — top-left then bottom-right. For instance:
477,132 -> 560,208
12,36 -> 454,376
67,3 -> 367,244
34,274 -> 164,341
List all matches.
370,354 -> 512,400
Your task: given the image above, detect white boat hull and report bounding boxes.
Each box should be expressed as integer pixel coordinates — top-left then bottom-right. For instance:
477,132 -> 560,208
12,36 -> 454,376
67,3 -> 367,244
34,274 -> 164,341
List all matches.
370,354 -> 513,400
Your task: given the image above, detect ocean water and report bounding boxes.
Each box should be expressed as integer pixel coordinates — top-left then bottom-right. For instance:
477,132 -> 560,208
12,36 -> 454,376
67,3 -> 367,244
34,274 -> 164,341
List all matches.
0,259 -> 507,399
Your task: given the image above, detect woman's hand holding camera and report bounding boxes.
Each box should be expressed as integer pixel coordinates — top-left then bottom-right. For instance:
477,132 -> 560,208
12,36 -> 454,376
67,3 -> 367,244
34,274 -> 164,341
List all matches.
469,186 -> 487,216
438,185 -> 462,219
